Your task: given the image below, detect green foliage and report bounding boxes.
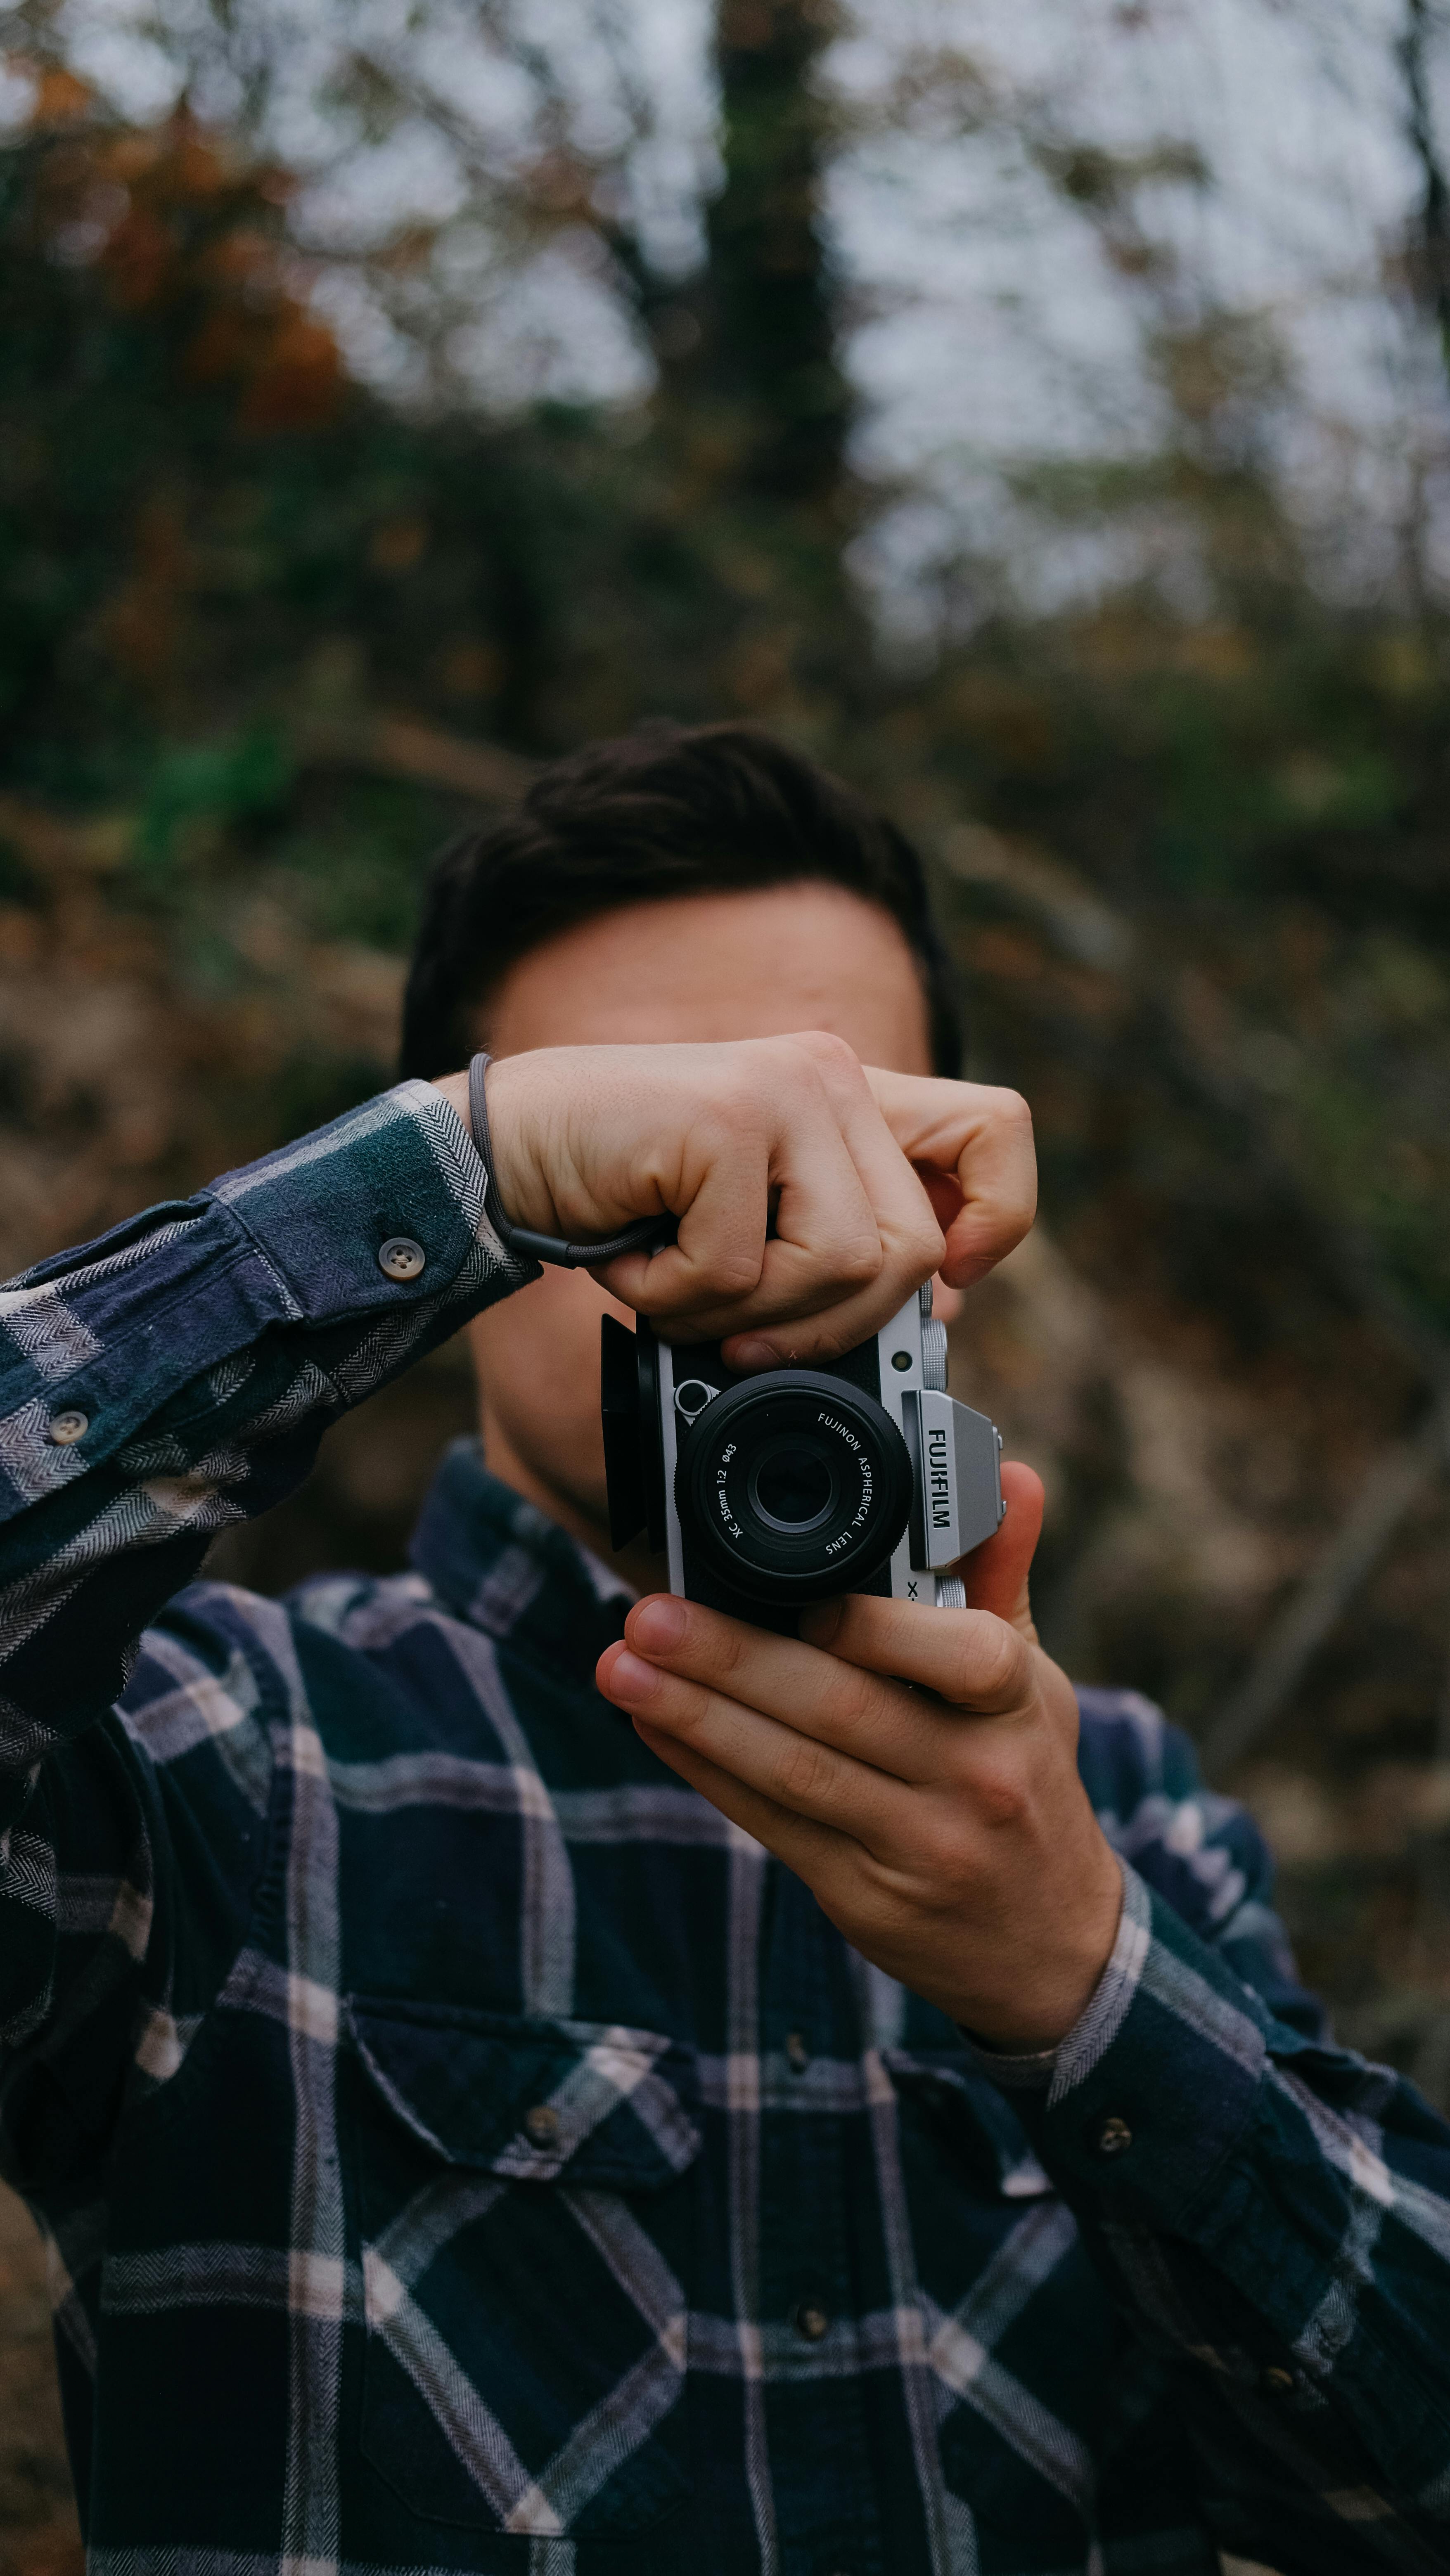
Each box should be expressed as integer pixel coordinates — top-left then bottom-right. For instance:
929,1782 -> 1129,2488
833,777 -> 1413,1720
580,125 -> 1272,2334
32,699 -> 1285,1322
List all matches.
133,726 -> 294,878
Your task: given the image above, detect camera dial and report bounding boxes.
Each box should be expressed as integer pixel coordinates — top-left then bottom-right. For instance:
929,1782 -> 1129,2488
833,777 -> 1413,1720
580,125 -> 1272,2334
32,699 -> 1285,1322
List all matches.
673,1371 -> 914,1604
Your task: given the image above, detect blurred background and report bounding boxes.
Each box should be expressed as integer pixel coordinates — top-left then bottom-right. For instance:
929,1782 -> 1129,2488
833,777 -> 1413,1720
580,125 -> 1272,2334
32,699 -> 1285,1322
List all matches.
2,0 -> 1449,2559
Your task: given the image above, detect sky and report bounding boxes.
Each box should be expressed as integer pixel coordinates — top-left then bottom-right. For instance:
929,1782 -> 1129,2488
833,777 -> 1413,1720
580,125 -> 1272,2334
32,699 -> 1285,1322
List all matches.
14,0 -> 1450,623
831,0 -> 1450,619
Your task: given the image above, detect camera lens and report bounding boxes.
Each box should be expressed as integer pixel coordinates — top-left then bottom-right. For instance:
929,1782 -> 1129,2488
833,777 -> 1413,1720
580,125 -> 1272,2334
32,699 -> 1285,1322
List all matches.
748,1437 -> 838,1533
674,1371 -> 913,1604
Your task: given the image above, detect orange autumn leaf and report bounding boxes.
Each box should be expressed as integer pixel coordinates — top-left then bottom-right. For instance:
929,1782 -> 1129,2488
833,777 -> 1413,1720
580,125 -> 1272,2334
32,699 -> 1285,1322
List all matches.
238,312 -> 344,432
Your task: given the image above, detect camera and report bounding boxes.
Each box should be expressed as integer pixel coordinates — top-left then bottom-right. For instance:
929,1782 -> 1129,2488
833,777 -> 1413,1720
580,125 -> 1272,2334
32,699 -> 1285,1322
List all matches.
601,1286 -> 1004,1633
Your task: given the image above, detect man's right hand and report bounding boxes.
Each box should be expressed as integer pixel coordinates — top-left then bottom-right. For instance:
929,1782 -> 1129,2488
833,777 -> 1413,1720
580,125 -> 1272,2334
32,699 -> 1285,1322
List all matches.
434,1035 -> 1035,1368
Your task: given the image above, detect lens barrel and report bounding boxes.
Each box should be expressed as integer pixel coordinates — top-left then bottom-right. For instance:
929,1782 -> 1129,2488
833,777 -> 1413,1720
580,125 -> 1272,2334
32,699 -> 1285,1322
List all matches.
673,1371 -> 913,1603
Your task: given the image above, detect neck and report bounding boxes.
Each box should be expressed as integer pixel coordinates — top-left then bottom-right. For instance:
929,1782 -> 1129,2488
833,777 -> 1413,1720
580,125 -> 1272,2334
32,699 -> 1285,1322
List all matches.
476,1404 -> 661,1598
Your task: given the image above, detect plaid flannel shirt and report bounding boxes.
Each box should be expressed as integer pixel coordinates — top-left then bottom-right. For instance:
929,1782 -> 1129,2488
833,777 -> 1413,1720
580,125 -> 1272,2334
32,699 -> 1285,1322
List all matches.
2,1079 -> 1450,2576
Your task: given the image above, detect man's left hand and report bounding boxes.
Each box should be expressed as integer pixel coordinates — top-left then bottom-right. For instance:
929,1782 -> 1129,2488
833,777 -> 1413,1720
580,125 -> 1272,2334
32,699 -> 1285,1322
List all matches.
595,1463 -> 1123,2053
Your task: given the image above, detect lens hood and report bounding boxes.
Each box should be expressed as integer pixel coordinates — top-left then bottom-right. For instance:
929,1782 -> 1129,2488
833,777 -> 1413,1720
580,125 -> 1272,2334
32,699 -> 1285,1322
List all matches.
673,1370 -> 913,1604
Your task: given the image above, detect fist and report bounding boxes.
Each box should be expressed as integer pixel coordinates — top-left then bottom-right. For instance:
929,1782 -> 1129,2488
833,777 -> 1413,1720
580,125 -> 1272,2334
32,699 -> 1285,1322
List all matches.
435,1035 -> 1035,1367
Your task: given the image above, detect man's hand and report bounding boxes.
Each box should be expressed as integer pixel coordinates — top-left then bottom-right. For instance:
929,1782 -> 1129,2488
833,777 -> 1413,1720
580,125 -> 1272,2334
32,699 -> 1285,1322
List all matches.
594,1465 -> 1123,2051
436,1035 -> 1035,1367
864,1068 -> 1036,1291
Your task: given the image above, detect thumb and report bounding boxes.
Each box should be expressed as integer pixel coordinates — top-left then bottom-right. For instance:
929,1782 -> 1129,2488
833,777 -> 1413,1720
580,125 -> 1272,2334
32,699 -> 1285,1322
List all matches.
958,1460 -> 1044,1641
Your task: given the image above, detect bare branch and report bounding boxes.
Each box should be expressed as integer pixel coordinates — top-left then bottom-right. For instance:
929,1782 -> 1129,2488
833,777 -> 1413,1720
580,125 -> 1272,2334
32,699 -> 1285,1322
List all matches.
1200,1406 -> 1450,1778
294,715 -> 535,805
1400,0 -> 1450,397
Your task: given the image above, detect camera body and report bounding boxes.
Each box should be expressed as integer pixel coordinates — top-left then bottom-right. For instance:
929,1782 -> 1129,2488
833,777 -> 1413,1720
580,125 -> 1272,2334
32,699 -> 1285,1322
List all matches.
601,1286 -> 1004,1633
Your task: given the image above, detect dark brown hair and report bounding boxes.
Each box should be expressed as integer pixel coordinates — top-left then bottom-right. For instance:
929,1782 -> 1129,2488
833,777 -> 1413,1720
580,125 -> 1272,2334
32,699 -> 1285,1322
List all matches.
399,721 -> 962,1079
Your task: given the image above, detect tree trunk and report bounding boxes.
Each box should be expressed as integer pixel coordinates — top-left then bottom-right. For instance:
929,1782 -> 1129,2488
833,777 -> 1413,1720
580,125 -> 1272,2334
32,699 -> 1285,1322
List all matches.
703,0 -> 853,511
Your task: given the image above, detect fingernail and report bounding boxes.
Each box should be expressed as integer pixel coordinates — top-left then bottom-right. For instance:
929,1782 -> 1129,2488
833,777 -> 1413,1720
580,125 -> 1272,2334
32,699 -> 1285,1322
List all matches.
604,1649 -> 660,1703
799,1599 -> 843,1645
631,1595 -> 687,1653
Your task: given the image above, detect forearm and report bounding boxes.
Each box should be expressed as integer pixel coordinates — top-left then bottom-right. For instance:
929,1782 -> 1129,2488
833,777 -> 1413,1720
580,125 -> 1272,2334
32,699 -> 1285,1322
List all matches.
0,1076 -> 534,1773
0,1075 -> 538,2159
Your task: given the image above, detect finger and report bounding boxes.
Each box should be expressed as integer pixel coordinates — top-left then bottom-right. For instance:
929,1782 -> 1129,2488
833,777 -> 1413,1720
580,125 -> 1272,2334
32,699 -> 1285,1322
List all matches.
616,1593 -> 943,1780
601,1134 -> 873,1331
693,1035 -> 943,1361
563,1044 -> 869,1324
720,1035 -> 945,1368
865,1071 -> 1037,1288
626,1712 -> 843,1883
797,1591 -> 1033,1715
592,1108 -> 770,1318
960,1461 -> 1042,1640
613,1069 -> 887,1341
917,1168 -> 966,1239
595,1038 -> 941,1361
596,1637 -> 917,1847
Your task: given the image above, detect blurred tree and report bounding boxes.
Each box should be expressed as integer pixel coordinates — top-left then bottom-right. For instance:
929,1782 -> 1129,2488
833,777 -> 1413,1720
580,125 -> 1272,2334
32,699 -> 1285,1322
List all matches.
1402,0 -> 1450,394
694,0 -> 853,510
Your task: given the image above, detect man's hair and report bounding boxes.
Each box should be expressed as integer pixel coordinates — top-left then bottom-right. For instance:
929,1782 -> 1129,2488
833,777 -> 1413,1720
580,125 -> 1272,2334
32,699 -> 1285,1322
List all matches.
398,722 -> 963,1080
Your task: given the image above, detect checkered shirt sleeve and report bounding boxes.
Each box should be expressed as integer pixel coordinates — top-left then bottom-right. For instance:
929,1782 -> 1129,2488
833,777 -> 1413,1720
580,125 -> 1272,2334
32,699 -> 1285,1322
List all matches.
967,1689 -> 1450,2554
0,1082 -> 533,2111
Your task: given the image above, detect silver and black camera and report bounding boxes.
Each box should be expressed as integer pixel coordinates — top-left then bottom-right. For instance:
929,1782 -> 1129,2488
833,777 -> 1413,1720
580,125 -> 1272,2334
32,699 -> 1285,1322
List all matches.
601,1287 -> 1005,1633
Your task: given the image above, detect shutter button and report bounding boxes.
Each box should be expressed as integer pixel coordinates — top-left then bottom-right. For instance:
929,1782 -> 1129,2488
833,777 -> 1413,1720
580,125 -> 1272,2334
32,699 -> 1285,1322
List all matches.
47,1409 -> 89,1446
792,2301 -> 829,2342
1095,2114 -> 1133,2156
524,2103 -> 560,2145
378,1236 -> 426,1283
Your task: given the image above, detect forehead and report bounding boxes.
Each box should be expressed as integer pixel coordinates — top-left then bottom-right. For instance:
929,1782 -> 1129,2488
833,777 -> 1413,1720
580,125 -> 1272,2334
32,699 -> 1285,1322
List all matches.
480,881 -> 933,1075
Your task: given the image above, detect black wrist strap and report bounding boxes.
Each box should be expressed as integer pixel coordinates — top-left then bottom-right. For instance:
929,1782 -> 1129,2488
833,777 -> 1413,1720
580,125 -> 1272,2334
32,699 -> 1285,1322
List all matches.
468,1053 -> 676,1270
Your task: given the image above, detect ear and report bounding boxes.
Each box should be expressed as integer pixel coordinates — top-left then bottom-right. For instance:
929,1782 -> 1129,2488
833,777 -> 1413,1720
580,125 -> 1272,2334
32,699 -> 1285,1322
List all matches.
958,1460 -> 1044,1642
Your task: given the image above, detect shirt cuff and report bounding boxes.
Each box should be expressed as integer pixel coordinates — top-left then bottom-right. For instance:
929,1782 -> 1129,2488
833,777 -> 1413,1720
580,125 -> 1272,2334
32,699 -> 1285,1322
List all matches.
209,1078 -> 538,1321
964,1856 -> 1272,2223
957,1850 -> 1134,2092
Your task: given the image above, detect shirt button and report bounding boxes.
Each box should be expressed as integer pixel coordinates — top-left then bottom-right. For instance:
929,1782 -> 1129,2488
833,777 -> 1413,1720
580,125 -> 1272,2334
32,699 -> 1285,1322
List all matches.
785,2030 -> 811,2074
377,1236 -> 426,1283
524,2103 -> 560,2145
792,2301 -> 829,2342
1261,2365 -> 1297,2395
1095,2114 -> 1133,2157
47,1409 -> 90,1446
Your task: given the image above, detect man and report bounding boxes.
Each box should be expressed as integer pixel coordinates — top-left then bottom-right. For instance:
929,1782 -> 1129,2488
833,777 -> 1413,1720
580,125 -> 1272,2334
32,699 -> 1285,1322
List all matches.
0,725 -> 1446,2576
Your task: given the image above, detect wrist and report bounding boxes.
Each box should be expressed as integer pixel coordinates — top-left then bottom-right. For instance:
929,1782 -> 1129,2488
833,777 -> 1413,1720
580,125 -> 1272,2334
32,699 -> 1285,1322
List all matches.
466,1050 -> 565,1237
431,1071 -> 473,1136
429,1062 -> 550,1231
948,1840 -> 1125,2053
431,1058 -> 545,1222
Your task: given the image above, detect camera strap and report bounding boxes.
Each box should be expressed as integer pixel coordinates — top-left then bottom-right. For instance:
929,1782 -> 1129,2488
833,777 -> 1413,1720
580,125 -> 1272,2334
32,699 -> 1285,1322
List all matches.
467,1052 -> 677,1270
